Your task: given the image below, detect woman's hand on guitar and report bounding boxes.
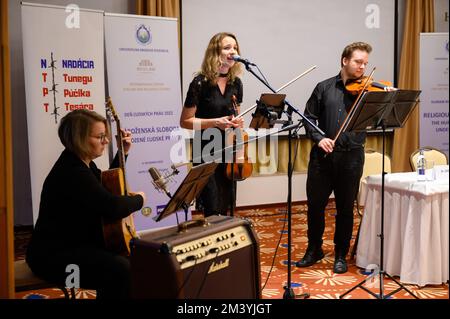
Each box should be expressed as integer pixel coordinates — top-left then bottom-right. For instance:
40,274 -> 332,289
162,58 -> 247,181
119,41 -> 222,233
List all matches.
130,191 -> 146,205
318,138 -> 335,153
118,129 -> 132,155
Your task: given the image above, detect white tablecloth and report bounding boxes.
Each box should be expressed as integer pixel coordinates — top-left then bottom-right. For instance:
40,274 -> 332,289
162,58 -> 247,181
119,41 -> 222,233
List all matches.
356,170 -> 449,286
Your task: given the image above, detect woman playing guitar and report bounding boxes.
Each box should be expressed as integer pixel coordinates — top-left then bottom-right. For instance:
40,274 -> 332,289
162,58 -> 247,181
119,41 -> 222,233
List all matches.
26,108 -> 146,299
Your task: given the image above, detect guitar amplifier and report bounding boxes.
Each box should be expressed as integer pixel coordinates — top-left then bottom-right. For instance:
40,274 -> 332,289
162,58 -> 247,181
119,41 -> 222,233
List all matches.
130,215 -> 261,299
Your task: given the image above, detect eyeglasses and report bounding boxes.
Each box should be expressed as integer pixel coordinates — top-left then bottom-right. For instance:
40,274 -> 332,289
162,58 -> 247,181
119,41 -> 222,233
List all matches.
351,59 -> 369,67
90,134 -> 108,143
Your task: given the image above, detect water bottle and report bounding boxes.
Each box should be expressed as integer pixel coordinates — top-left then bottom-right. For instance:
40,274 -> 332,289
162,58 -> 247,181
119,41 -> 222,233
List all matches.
416,149 -> 427,181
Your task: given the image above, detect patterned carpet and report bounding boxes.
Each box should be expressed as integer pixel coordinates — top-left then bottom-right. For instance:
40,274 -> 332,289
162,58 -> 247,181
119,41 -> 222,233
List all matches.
14,202 -> 449,299
238,203 -> 448,300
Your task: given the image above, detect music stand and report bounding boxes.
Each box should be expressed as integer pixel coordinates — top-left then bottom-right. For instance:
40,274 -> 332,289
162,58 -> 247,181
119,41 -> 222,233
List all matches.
238,59 -> 324,300
250,93 -> 308,299
154,162 -> 219,222
339,89 -> 421,299
250,93 -> 286,129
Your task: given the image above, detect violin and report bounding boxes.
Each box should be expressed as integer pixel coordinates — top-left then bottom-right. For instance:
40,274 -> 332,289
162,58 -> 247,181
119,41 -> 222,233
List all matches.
225,95 -> 253,181
332,68 -> 395,144
345,75 -> 393,95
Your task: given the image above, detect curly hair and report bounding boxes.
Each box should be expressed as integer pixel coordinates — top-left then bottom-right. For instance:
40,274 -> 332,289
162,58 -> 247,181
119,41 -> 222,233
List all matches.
199,32 -> 242,83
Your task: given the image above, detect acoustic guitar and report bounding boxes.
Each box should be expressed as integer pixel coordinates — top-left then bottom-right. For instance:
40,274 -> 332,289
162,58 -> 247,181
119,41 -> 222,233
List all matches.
101,97 -> 137,256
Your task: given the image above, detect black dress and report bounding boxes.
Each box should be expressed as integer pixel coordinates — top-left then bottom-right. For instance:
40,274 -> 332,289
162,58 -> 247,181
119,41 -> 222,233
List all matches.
26,149 -> 143,298
184,74 -> 243,216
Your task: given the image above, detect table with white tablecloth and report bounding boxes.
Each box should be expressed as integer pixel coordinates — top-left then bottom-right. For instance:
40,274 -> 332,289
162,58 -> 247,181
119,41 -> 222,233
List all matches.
356,169 -> 449,286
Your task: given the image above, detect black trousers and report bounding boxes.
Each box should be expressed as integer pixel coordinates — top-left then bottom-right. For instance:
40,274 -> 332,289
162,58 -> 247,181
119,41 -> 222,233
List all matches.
27,246 -> 130,299
306,146 -> 364,253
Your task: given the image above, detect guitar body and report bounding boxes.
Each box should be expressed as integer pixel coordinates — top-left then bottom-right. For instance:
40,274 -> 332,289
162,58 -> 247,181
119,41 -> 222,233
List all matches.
101,98 -> 138,256
101,168 -> 137,256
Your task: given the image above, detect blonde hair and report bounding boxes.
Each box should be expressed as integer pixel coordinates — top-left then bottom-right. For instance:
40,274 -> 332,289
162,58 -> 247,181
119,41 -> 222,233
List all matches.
58,109 -> 109,159
340,42 -> 372,67
199,32 -> 242,83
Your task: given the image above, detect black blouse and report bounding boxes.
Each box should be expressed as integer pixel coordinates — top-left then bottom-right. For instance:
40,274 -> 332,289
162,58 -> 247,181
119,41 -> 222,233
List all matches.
184,74 -> 243,162
26,149 -> 143,259
184,74 -> 243,118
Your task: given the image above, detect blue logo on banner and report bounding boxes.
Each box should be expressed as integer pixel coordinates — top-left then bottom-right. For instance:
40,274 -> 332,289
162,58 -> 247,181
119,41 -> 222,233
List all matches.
136,24 -> 152,45
156,205 -> 166,214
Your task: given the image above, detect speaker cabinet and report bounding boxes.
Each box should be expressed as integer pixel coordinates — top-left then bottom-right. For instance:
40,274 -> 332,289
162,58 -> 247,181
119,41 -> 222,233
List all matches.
131,215 -> 261,299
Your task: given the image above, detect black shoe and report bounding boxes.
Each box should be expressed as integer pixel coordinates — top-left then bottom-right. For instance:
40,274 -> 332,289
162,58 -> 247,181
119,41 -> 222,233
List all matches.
295,248 -> 325,267
333,256 -> 348,274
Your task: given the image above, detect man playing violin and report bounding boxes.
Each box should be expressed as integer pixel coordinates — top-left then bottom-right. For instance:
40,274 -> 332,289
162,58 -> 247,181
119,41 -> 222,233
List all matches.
296,42 -> 373,274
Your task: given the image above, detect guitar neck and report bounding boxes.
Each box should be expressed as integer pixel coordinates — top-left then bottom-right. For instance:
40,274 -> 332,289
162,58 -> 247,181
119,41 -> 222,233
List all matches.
115,119 -> 128,195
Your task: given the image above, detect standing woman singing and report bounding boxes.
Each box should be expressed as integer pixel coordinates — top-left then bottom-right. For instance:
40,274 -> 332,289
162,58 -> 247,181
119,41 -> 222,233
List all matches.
180,32 -> 244,217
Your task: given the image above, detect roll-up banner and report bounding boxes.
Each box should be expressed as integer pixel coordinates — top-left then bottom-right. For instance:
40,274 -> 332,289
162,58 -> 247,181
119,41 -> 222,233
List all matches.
21,3 -> 107,224
419,33 -> 449,156
104,13 -> 187,231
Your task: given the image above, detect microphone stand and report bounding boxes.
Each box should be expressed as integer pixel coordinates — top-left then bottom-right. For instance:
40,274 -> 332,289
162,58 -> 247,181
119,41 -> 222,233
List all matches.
166,168 -> 190,222
239,60 -> 324,299
152,168 -> 190,223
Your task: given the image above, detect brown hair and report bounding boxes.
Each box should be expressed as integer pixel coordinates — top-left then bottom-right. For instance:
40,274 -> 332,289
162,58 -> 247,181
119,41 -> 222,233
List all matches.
58,109 -> 109,159
199,32 -> 242,83
340,42 -> 372,67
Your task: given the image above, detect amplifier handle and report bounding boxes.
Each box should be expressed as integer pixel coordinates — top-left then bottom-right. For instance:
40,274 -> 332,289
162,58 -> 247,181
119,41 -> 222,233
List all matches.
178,218 -> 207,232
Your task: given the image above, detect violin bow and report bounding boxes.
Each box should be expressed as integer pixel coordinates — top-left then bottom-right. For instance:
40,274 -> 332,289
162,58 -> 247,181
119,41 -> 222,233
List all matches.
332,67 -> 376,143
236,65 -> 317,119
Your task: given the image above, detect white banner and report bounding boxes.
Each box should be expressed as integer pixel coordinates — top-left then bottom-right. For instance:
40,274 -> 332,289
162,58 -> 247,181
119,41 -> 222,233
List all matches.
104,14 -> 186,231
419,33 -> 449,156
22,3 -> 107,224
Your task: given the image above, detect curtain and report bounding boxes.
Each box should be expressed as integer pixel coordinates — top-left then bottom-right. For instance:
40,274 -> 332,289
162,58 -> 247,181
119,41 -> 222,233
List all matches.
136,0 -> 181,51
136,0 -> 180,17
391,0 -> 434,172
0,0 -> 15,299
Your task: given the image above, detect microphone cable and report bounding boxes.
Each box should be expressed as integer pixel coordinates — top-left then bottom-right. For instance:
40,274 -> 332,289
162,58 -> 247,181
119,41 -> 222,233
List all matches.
176,257 -> 198,298
260,211 -> 287,292
195,248 -> 220,299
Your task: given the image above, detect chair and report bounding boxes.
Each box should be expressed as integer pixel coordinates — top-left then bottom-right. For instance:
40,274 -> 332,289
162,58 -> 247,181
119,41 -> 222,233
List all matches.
351,149 -> 392,259
409,146 -> 448,171
15,259 -> 76,299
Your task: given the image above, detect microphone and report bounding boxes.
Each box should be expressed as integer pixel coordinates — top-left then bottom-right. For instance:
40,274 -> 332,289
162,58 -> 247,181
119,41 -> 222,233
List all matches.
170,162 -> 190,170
268,111 -> 279,121
229,55 -> 256,66
149,167 -> 170,196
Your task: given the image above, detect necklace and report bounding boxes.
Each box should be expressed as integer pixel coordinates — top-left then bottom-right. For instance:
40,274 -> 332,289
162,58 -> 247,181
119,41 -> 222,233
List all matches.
218,73 -> 228,77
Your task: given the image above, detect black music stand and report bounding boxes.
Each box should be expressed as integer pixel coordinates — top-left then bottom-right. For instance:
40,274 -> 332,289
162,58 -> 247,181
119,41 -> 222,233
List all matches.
154,162 -> 219,222
339,89 -> 421,299
250,93 -> 309,299
250,93 -> 286,129
238,59 -> 324,299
